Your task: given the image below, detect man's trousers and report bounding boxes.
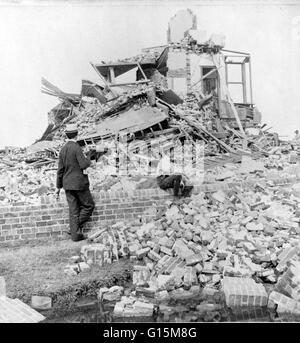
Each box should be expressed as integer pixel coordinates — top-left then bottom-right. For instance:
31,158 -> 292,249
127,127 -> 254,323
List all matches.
65,188 -> 95,241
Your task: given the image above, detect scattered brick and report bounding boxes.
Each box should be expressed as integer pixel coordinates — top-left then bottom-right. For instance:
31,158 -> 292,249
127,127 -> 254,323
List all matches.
222,276 -> 268,308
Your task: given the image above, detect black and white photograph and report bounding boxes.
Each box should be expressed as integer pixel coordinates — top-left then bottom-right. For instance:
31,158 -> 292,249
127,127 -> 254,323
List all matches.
1,0 -> 300,329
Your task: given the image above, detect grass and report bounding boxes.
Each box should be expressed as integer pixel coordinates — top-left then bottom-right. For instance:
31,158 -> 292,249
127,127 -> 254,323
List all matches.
0,238 -> 133,316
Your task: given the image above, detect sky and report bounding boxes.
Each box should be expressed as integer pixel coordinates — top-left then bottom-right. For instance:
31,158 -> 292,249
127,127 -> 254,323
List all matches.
0,0 -> 300,148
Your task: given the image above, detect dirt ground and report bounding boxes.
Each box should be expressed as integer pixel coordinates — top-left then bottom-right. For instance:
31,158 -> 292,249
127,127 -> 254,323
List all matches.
0,238 -> 132,316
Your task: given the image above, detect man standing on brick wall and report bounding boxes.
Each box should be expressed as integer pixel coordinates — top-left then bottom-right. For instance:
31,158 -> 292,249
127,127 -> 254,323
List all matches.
56,124 -> 96,242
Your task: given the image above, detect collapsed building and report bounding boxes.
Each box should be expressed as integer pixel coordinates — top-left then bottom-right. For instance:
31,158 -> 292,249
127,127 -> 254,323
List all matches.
0,9 -> 288,206
42,9 -> 267,160
39,12 -> 300,319
2,9 -> 300,323
36,11 -> 300,319
90,8 -> 261,130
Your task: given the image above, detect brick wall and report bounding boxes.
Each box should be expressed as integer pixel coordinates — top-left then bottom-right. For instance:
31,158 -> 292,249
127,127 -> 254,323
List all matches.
0,175 -> 296,247
0,188 -> 174,247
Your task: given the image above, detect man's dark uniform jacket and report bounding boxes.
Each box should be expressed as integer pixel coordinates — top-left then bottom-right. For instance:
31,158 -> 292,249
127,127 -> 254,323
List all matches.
56,140 -> 91,190
56,140 -> 95,241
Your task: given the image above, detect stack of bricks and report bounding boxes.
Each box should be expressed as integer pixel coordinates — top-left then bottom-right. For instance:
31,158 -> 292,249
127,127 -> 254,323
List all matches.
222,276 -> 268,308
155,256 -> 185,275
275,259 -> 300,300
268,291 -> 300,315
276,247 -> 300,272
229,306 -> 269,322
81,243 -> 112,266
113,297 -> 155,317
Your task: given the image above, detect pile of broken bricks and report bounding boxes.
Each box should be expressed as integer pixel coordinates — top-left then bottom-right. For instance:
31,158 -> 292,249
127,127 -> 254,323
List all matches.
64,222 -> 130,276
63,172 -> 300,319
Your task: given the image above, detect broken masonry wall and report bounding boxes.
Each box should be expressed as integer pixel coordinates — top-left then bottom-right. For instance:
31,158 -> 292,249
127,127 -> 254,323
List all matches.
167,8 -> 197,44
167,50 -> 187,96
0,189 -> 172,247
190,52 -> 215,86
167,50 -> 227,98
0,177 -> 285,247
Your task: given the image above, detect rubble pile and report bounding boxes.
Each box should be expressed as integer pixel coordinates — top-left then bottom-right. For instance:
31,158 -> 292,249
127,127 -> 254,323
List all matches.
2,8 -> 298,205
60,168 -> 300,319
48,84 -> 156,141
0,141 -> 64,204
1,8 -> 300,323
64,223 -> 130,276
44,81 -> 273,159
0,137 -> 297,206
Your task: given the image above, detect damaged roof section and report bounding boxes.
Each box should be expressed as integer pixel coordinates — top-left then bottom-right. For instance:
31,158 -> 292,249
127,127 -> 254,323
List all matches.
81,80 -> 107,104
41,78 -> 80,106
91,46 -> 169,90
79,106 -> 169,143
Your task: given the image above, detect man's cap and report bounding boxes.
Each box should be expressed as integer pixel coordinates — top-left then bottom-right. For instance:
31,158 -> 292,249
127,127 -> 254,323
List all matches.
65,124 -> 78,133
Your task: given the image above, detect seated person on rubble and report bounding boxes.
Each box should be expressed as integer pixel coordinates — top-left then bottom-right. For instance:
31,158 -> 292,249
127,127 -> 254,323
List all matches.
154,151 -> 193,197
